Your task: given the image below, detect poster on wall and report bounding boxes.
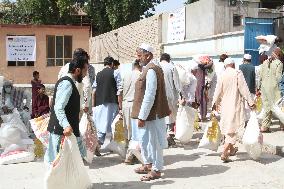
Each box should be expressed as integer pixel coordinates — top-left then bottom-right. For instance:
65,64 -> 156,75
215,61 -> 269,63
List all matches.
167,6 -> 186,43
6,36 -> 36,61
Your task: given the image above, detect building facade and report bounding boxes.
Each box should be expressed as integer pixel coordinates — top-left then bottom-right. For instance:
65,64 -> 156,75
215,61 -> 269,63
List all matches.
0,24 -> 90,84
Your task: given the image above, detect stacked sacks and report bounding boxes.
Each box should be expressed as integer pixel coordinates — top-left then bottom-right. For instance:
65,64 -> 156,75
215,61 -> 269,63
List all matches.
0,109 -> 34,164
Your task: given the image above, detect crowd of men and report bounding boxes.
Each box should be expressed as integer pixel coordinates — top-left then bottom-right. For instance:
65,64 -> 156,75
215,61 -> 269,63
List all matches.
1,38 -> 284,181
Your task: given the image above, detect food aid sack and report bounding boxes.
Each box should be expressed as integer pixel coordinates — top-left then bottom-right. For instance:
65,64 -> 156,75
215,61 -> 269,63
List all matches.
29,114 -> 50,146
106,114 -> 126,158
243,111 -> 263,160
45,134 -> 91,189
79,113 -> 99,164
175,105 -> 195,143
198,112 -> 221,151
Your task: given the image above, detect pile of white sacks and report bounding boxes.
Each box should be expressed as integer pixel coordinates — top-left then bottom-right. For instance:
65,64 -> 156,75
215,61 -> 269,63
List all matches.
0,76 -> 35,165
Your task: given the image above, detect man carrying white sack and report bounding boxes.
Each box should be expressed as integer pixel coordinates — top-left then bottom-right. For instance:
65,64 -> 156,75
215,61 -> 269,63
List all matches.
179,61 -> 199,109
131,43 -> 170,181
45,55 -> 88,165
212,57 -> 255,163
159,53 -> 181,147
123,51 -> 143,165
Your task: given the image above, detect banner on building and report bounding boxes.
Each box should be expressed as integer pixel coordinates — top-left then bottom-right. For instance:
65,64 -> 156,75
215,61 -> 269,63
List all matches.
167,7 -> 186,43
6,36 -> 36,61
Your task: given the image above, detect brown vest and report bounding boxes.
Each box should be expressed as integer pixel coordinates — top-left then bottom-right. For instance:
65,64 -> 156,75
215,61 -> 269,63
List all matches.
131,62 -> 170,121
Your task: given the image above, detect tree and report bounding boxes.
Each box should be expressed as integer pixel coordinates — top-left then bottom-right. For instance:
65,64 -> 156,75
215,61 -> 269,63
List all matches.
0,0 -> 165,34
84,0 -> 166,33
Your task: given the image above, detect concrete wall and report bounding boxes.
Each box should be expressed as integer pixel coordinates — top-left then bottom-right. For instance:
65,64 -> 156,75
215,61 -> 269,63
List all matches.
214,0 -> 259,34
161,0 -> 260,43
89,15 -> 162,64
0,25 -> 90,84
186,0 -> 215,40
163,31 -> 244,61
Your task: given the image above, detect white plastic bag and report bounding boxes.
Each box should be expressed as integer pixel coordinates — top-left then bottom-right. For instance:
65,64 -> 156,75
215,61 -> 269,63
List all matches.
175,63 -> 191,86
243,112 -> 263,160
175,105 -> 195,143
272,97 -> 284,124
45,134 -> 91,189
79,113 -> 99,164
198,113 -> 221,151
0,151 -> 34,165
127,140 -> 142,163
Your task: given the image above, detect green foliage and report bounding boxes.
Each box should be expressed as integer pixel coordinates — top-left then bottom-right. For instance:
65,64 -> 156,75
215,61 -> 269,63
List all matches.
0,0 -> 165,34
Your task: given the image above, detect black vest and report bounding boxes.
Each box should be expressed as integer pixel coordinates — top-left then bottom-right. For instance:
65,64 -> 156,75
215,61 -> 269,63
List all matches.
48,76 -> 80,137
95,67 -> 118,106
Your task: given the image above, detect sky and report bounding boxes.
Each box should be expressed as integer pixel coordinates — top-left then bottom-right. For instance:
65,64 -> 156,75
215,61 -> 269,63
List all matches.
153,0 -> 187,14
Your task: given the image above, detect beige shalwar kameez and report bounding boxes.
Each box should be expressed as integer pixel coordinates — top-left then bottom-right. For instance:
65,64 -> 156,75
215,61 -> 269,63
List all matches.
212,67 -> 254,144
259,59 -> 283,128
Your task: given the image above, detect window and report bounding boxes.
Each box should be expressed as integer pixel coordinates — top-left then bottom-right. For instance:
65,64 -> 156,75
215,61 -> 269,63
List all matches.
7,34 -> 35,67
46,35 -> 72,66
233,14 -> 242,27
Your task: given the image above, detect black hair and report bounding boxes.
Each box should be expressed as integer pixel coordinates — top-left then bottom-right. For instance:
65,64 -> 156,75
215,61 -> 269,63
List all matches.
69,58 -> 88,73
160,53 -> 171,62
73,48 -> 89,60
33,71 -> 39,77
219,54 -> 228,62
36,84 -> 45,89
113,59 -> 120,66
104,56 -> 114,66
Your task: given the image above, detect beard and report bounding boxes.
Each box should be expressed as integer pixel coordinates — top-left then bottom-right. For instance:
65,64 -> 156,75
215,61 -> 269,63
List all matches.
76,73 -> 83,83
139,61 -> 146,67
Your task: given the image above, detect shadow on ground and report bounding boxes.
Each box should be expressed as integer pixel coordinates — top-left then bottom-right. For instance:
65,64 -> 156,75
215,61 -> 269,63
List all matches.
164,152 -> 205,166
91,180 -> 174,189
235,152 -> 282,165
89,154 -> 124,169
163,164 -> 229,178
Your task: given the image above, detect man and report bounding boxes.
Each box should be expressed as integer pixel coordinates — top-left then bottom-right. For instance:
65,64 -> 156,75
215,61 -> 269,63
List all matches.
159,53 -> 181,146
212,57 -> 255,162
260,48 -> 284,132
45,55 -> 88,164
92,56 -> 122,150
58,48 -> 92,114
179,61 -> 198,108
33,84 -> 50,118
31,71 -> 41,118
239,54 -> 256,121
122,59 -> 142,164
113,59 -> 120,70
1,80 -> 32,133
239,54 -> 256,95
131,43 -> 170,181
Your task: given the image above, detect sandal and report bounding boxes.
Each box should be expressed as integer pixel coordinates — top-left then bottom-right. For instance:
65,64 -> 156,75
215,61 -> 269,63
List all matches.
260,127 -> 271,133
140,171 -> 161,181
134,165 -> 152,174
221,152 -> 231,163
229,147 -> 238,156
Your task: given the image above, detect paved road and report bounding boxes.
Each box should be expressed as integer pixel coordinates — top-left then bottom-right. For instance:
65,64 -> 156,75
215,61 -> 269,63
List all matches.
1,140 -> 284,189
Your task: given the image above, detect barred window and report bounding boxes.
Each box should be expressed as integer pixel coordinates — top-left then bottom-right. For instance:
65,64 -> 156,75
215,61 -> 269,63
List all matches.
46,35 -> 72,66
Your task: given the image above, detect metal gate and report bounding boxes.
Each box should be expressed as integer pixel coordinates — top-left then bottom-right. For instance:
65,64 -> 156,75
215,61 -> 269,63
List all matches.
244,17 -> 275,66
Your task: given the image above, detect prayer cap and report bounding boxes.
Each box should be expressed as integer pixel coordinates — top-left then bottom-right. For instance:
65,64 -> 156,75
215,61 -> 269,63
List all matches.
244,54 -> 252,60
224,57 -> 235,66
139,43 -> 154,54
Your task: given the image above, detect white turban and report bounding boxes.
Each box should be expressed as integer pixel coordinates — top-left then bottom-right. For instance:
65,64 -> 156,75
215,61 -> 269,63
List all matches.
244,54 -> 252,60
139,43 -> 154,54
224,57 -> 235,66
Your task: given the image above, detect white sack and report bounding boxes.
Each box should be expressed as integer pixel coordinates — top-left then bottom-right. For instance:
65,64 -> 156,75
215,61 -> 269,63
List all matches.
0,151 -> 34,165
243,112 -> 263,160
175,105 -> 195,143
45,134 -> 91,189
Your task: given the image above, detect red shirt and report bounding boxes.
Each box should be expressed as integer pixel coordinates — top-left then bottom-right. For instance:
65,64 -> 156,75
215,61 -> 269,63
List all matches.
34,94 -> 50,117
